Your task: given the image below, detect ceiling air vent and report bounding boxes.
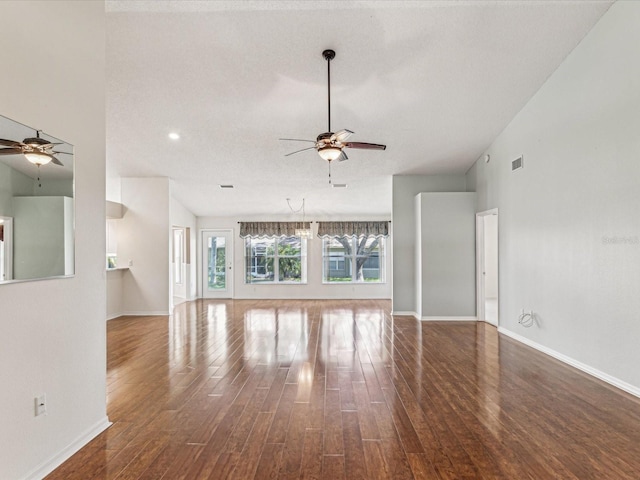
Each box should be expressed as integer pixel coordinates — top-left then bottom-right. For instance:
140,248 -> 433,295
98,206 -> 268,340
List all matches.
512,155 -> 523,171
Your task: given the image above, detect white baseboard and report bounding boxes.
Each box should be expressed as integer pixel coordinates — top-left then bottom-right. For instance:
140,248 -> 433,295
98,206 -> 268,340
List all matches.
498,327 -> 640,399
24,416 -> 111,480
106,312 -> 122,321
421,316 -> 478,321
118,311 -> 170,317
391,311 -> 418,318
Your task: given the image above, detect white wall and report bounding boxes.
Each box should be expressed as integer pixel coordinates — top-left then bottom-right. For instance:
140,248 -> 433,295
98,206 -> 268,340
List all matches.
417,192 -> 476,318
466,1 -> 640,394
197,216 -> 392,300
106,268 -> 125,320
170,194 -> 197,300
0,2 -> 108,479
12,196 -> 73,279
0,163 -> 38,217
105,185 -> 198,318
391,175 -> 467,314
119,177 -> 171,315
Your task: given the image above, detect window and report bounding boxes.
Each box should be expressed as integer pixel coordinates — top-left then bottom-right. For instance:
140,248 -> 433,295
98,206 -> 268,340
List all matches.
322,235 -> 385,283
245,236 -> 307,284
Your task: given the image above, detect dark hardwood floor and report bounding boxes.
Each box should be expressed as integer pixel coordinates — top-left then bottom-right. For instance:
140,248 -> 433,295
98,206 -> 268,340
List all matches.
47,299 -> 640,479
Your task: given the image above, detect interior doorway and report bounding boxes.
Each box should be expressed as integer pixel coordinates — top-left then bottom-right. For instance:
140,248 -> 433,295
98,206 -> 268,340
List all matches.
476,209 -> 499,326
172,226 -> 187,306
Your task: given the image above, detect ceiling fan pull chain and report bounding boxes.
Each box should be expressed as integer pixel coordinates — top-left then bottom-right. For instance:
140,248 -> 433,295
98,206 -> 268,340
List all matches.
37,165 -> 42,188
328,161 -> 332,184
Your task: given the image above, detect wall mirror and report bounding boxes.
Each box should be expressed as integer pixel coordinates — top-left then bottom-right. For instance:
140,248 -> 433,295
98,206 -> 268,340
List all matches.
0,113 -> 74,283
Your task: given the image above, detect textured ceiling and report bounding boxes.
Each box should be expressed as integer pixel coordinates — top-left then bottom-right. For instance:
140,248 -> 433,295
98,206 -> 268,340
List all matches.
106,0 -> 612,217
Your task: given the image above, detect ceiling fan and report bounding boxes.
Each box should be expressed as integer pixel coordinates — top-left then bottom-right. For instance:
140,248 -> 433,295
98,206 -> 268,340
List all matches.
281,49 -> 386,163
0,130 -> 68,166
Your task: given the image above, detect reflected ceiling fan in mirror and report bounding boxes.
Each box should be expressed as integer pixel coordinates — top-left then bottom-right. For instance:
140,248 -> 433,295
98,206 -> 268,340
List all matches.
280,49 -> 386,172
0,130 -> 68,167
0,129 -> 71,187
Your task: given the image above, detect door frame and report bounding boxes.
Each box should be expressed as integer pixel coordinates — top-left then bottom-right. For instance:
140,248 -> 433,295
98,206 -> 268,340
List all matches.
172,226 -> 187,299
0,217 -> 13,282
201,229 -> 234,299
476,208 -> 499,325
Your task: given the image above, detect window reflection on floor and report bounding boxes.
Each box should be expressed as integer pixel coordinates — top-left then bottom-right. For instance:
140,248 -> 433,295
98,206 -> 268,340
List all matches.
244,308 -> 308,365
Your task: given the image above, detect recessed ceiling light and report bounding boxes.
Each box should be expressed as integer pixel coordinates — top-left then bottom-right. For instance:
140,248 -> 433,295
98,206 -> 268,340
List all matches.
219,184 -> 234,189
332,183 -> 347,188
168,132 -> 180,140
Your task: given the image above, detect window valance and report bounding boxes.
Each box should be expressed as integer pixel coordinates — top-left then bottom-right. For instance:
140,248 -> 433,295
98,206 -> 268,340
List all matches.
239,221 -> 311,238
317,221 -> 389,238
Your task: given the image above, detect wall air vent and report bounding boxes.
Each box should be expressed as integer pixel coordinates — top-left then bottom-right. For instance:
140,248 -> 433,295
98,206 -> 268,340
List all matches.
512,155 -> 524,171
219,184 -> 234,189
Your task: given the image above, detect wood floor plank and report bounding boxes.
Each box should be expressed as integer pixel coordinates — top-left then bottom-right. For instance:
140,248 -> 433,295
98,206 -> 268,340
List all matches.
379,435 -> 420,480
342,411 -> 367,480
253,443 -> 284,480
321,455 -> 346,479
323,388 -> 344,455
208,451 -> 240,480
137,441 -> 203,480
299,429 -> 323,480
278,402 -> 310,479
228,412 -> 274,480
381,387 -> 424,454
362,440 -> 389,480
266,383 -> 298,443
352,381 -> 381,440
45,299 -> 640,480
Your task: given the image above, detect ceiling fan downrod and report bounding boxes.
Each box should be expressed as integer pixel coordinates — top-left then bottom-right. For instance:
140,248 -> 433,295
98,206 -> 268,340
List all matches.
323,49 -> 335,133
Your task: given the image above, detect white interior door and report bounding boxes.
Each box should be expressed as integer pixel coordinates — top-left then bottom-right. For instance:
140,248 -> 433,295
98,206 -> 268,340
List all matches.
476,209 -> 499,326
202,230 -> 233,298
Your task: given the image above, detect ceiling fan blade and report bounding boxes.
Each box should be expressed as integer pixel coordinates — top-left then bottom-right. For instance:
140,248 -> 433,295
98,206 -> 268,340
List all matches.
279,138 -> 315,143
50,156 -> 64,166
337,151 -> 348,162
285,146 -> 316,157
344,141 -> 386,150
331,129 -> 354,142
0,138 -> 23,148
51,151 -> 72,155
0,148 -> 22,155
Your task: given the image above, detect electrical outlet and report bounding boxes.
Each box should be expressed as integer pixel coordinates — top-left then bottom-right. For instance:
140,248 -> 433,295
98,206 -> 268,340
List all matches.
35,394 -> 46,416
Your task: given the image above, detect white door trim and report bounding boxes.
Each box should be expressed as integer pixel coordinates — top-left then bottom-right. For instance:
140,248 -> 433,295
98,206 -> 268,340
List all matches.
172,226 -> 186,299
476,208 -> 499,325
0,216 -> 13,282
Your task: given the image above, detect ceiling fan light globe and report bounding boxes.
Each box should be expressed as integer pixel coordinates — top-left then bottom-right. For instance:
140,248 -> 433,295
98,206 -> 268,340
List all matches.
25,152 -> 51,166
318,146 -> 342,161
